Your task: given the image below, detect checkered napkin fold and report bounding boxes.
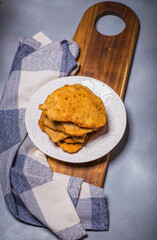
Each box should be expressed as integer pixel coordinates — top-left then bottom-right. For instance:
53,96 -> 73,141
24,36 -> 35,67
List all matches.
0,32 -> 108,240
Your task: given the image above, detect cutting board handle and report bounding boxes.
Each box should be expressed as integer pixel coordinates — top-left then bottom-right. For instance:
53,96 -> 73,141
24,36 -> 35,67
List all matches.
84,1 -> 139,38
73,1 -> 139,99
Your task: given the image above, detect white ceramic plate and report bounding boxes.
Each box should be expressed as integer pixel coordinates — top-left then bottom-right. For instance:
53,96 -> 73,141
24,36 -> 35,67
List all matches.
25,76 -> 127,163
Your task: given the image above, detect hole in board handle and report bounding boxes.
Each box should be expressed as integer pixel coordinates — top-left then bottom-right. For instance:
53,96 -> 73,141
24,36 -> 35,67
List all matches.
95,13 -> 126,36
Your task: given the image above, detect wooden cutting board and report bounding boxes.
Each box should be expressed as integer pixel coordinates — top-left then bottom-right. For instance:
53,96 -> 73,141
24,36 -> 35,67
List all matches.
47,1 -> 139,187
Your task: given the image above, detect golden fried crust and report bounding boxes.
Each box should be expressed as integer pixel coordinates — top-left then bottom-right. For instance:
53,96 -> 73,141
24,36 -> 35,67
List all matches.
57,129 -> 99,153
60,122 -> 96,136
72,135 -> 86,143
38,120 -> 69,143
40,112 -> 65,132
63,134 -> 86,144
57,141 -> 83,153
40,112 -> 95,136
39,84 -> 106,128
63,138 -> 78,144
39,118 -> 86,144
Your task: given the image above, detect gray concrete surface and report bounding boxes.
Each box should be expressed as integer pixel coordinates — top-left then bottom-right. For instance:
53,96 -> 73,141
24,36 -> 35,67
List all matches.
0,0 -> 157,239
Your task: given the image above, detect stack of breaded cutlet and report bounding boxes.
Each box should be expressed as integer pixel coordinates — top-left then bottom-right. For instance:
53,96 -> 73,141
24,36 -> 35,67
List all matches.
38,84 -> 106,153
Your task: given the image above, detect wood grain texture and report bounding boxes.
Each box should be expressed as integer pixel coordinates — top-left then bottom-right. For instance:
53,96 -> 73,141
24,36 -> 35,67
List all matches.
47,1 -> 139,187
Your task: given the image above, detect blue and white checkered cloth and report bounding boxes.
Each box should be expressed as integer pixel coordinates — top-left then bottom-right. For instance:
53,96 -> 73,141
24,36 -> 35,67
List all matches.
0,32 -> 108,240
